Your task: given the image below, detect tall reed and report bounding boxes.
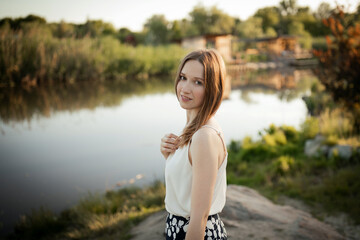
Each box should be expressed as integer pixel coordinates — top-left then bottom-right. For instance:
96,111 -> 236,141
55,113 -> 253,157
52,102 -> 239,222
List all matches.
0,23 -> 186,86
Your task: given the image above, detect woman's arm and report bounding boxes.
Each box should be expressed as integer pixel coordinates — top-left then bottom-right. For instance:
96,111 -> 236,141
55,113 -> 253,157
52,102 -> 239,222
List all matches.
185,129 -> 220,240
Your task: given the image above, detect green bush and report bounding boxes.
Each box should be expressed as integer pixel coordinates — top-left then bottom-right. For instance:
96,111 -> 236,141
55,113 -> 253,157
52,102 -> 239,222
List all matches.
0,24 -> 186,85
11,180 -> 166,239
280,125 -> 298,142
301,117 -> 319,139
271,155 -> 295,176
273,131 -> 287,145
263,134 -> 277,146
227,122 -> 360,225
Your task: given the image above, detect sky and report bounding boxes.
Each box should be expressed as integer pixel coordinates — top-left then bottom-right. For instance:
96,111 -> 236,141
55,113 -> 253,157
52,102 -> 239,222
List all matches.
0,0 -> 359,31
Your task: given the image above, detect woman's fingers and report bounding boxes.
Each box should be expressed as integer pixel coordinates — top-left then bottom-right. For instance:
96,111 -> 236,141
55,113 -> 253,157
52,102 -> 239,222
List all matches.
167,133 -> 178,139
162,134 -> 179,145
161,146 -> 174,153
161,141 -> 177,150
161,133 -> 180,159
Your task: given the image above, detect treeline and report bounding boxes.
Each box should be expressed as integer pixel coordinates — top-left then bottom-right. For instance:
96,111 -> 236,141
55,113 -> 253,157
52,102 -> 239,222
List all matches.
1,0 -> 359,86
1,1 -> 360,46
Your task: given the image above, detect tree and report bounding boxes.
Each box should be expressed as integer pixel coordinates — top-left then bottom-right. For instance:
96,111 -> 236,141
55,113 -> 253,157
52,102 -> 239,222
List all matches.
118,28 -> 132,42
189,4 -> 234,35
313,6 -> 360,130
189,4 -> 208,34
236,17 -> 264,38
279,0 -> 298,16
254,6 -> 280,32
207,6 -> 235,34
315,2 -> 332,20
53,21 -> 75,38
168,20 -> 183,41
143,15 -> 169,45
288,21 -> 312,49
0,14 -> 46,30
76,20 -> 116,38
180,18 -> 199,37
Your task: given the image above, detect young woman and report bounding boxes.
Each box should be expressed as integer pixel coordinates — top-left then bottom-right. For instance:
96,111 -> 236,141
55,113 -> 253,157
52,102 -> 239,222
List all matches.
160,49 -> 228,240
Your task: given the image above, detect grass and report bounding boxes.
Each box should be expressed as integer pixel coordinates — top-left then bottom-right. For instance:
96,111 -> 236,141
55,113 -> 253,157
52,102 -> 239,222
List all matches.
227,121 -> 360,224
7,180 -> 165,240
0,23 -> 187,86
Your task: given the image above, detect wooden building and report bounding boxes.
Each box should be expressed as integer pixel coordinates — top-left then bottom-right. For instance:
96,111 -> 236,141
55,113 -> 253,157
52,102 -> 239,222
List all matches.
238,35 -> 298,57
180,34 -> 233,62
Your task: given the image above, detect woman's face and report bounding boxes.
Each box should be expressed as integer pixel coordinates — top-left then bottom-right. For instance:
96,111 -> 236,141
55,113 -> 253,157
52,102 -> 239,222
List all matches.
176,60 -> 205,112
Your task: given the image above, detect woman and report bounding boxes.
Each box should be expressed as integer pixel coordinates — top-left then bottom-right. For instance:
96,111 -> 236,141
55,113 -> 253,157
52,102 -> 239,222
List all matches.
160,49 -> 228,240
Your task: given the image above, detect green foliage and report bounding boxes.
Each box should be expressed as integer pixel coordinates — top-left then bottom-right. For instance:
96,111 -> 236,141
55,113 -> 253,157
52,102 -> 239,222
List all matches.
169,20 -> 183,41
189,4 -> 235,35
0,24 -> 186,85
228,121 -> 360,224
279,0 -> 298,16
304,166 -> 360,223
300,117 -> 319,139
318,108 -> 354,138
246,53 -> 269,62
262,124 -> 290,146
265,27 -> 277,37
143,15 -> 169,45
13,207 -> 68,238
271,155 -> 295,175
280,125 -> 298,141
242,136 -> 253,149
324,134 -> 338,146
236,17 -> 264,38
288,21 -> 312,49
254,7 -> 280,32
312,37 -> 328,50
263,134 -> 277,146
11,180 -> 166,239
117,27 -> 134,44
228,139 -> 241,153
302,81 -> 335,116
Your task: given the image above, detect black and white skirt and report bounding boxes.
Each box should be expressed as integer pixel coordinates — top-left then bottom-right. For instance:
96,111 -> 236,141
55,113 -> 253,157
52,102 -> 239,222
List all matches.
165,212 -> 227,240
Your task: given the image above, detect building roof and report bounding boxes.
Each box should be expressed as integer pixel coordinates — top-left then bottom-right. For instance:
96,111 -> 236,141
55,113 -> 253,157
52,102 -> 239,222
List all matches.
235,35 -> 297,43
181,33 -> 232,41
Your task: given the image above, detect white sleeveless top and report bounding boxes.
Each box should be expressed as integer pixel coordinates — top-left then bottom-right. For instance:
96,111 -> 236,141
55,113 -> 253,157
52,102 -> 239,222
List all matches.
164,125 -> 227,218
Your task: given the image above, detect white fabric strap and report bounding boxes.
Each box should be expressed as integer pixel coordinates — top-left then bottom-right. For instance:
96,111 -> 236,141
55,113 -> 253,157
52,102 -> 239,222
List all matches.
201,125 -> 227,153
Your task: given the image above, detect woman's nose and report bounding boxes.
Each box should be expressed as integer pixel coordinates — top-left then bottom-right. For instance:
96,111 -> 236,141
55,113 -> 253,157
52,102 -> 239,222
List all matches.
180,80 -> 191,93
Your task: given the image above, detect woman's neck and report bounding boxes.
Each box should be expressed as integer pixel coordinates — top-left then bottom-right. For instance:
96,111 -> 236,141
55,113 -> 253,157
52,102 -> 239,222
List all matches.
185,110 -> 216,127
186,109 -> 199,125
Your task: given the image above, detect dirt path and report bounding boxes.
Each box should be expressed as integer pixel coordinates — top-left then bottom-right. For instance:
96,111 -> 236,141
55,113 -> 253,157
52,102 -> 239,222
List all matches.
130,185 -> 354,240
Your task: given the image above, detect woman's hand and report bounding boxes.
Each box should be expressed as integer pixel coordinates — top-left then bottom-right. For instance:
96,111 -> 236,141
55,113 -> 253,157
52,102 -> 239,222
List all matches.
160,133 -> 179,159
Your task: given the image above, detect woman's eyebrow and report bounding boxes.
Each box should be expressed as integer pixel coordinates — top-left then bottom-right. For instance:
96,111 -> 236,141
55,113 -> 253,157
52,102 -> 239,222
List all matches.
180,72 -> 204,80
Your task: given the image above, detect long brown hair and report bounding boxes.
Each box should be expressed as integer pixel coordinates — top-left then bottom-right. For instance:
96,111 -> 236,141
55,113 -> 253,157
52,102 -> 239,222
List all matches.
175,49 -> 226,147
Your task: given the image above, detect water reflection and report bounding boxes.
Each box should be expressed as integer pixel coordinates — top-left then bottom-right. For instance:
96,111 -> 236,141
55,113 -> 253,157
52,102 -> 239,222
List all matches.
230,68 -> 315,102
0,77 -> 174,125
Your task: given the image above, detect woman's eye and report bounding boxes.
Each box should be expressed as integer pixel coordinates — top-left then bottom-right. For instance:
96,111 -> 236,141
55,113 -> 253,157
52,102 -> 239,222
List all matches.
195,81 -> 203,85
179,76 -> 186,80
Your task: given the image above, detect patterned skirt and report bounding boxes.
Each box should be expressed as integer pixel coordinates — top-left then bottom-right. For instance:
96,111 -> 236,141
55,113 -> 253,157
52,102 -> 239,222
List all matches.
165,212 -> 227,240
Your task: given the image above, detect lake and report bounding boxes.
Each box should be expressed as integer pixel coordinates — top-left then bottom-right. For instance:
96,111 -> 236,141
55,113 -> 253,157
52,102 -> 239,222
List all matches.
0,68 -> 317,235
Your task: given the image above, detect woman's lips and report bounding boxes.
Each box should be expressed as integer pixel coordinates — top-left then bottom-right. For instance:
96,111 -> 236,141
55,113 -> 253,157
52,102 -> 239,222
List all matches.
181,95 -> 192,102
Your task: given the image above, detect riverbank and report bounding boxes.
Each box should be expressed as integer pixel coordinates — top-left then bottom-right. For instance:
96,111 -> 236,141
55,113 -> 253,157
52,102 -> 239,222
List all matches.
4,181 -> 166,240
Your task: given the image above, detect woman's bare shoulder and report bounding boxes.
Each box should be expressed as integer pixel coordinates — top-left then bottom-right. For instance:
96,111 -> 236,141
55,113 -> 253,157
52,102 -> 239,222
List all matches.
191,126 -> 220,149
